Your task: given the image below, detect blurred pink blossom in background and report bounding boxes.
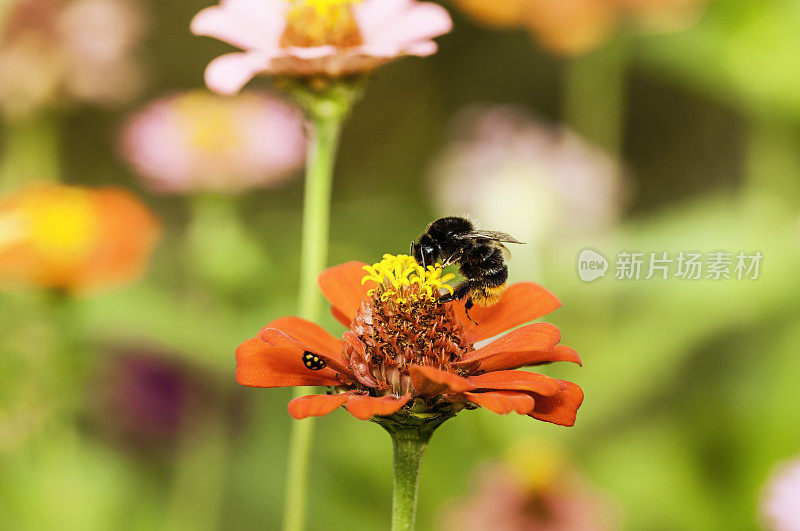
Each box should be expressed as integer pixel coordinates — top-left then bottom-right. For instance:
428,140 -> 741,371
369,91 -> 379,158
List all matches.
440,441 -> 619,531
120,90 -> 306,195
190,0 -> 453,95
0,0 -> 146,119
429,105 -> 625,249
761,457 -> 800,531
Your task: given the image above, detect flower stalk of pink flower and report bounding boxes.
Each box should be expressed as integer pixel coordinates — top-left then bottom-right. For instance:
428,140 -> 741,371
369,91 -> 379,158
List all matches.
277,77 -> 359,531
189,2 -> 452,530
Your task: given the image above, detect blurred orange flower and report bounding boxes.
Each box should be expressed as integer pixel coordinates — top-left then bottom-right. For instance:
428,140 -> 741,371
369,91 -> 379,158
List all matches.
454,0 -> 714,55
0,184 -> 161,294
525,0 -> 618,55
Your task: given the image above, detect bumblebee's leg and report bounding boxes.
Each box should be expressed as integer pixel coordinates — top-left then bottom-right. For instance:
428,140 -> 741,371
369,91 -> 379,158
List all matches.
464,297 -> 477,325
439,281 -> 471,304
438,292 -> 453,304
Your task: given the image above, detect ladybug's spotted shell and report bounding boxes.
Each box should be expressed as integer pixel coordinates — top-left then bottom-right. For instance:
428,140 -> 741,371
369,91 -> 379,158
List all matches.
302,351 -> 327,371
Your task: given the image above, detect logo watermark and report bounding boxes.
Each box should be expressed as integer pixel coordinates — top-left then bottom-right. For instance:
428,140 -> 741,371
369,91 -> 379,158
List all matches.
578,249 -> 763,282
577,249 -> 609,282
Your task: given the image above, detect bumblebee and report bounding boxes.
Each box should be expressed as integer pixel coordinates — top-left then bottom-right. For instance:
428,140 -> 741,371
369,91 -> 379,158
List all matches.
411,216 -> 524,317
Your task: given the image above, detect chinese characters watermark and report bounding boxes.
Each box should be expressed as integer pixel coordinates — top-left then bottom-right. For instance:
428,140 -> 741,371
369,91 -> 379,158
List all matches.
578,249 -> 763,282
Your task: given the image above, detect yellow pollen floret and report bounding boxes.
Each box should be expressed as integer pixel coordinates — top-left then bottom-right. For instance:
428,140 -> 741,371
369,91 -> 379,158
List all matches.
289,0 -> 360,14
176,91 -> 242,154
281,0 -> 364,48
362,254 -> 455,304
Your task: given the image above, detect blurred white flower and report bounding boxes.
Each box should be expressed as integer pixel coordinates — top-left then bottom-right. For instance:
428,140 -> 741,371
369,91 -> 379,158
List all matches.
120,90 -> 306,195
762,457 -> 800,531
0,0 -> 146,119
429,105 -> 625,249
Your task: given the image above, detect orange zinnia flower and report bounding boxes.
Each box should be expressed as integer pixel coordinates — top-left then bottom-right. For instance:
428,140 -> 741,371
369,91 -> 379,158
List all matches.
236,254 -> 583,427
0,184 -> 161,294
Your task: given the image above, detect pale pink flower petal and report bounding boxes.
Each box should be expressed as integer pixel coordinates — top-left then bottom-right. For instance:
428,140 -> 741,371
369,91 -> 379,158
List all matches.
357,0 -> 453,46
190,0 -> 286,51
204,52 -> 273,96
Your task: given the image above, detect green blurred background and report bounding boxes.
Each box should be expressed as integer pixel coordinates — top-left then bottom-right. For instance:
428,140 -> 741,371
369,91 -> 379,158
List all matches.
2,0 -> 800,529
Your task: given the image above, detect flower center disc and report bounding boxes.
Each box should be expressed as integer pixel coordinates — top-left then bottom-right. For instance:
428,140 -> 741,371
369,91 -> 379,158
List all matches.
175,91 -> 243,153
280,0 -> 364,48
346,255 -> 470,396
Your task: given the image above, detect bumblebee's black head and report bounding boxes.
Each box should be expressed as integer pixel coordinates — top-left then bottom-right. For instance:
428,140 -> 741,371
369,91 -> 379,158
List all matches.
412,217 -> 474,268
412,236 -> 438,268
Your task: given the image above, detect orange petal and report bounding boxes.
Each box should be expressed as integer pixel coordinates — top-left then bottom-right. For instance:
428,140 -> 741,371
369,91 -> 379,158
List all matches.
457,323 -> 561,368
266,316 -> 344,361
317,261 -> 374,326
463,391 -> 535,415
468,344 -> 582,372
260,328 -> 352,377
529,381 -> 584,427
330,306 -> 351,328
344,394 -> 411,421
468,370 -> 565,397
287,393 -> 351,419
453,282 -> 561,343
409,364 -> 476,396
235,337 -> 340,388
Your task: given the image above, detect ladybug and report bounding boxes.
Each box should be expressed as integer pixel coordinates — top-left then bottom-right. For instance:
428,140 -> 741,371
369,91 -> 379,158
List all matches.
302,351 -> 327,371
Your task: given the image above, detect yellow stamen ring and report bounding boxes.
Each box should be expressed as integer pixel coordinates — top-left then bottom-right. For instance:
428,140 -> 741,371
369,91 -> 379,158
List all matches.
362,254 -> 454,304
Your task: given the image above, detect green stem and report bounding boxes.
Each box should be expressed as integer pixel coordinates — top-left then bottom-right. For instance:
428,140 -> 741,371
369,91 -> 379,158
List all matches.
296,109 -> 344,321
390,429 -> 429,531
0,114 -> 60,190
48,291 -> 82,413
165,408 -> 229,531
187,194 -> 269,293
282,82 -> 360,531
44,290 -> 88,448
562,39 -> 628,155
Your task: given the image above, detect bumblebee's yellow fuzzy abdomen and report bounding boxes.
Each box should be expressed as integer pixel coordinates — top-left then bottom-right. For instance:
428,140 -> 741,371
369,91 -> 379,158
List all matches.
470,283 -> 507,307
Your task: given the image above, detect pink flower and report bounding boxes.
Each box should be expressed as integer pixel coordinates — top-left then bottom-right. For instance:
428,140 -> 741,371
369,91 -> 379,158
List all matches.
0,0 -> 146,119
440,442 -> 619,531
190,0 -> 453,95
761,457 -> 800,531
120,90 -> 305,194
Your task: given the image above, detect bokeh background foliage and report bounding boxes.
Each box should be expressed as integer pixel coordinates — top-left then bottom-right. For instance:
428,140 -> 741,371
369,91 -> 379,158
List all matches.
2,0 -> 800,529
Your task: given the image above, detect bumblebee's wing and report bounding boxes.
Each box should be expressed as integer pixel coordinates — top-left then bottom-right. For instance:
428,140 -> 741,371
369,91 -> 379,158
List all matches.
466,230 -> 526,245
